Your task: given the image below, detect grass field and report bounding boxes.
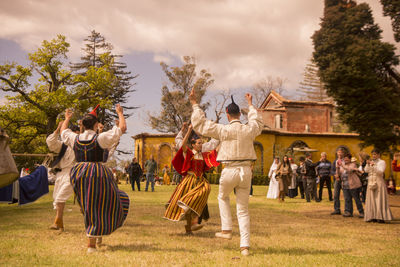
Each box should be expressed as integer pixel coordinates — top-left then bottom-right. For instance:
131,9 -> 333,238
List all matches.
1,183 -> 399,267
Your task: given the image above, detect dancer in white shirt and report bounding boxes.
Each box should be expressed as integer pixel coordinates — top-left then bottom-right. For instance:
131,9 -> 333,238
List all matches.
190,88 -> 263,256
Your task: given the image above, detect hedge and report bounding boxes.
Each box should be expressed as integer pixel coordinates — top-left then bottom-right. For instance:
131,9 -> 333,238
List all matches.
204,173 -> 270,185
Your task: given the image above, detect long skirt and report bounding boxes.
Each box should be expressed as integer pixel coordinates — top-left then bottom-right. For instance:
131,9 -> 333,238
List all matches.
364,176 -> 393,222
70,162 -> 130,237
164,173 -> 210,221
278,174 -> 290,194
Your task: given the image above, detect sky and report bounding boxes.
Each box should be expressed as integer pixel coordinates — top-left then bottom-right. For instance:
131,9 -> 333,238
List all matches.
0,0 -> 399,161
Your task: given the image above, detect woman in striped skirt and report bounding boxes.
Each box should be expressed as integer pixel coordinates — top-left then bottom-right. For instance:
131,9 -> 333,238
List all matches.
164,125 -> 219,235
61,104 -> 129,253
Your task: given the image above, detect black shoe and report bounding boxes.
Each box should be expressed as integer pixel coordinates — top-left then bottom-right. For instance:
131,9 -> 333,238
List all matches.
307,200 -> 310,202
301,196 -> 305,199
377,220 -> 385,223
329,198 -> 333,201
343,212 -> 353,217
358,213 -> 364,218
316,199 -> 321,202
331,210 -> 341,215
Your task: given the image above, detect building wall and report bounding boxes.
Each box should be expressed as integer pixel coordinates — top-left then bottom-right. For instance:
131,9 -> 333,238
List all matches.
261,105 -> 333,133
261,110 -> 286,130
286,105 -> 332,132
133,131 -> 399,184
134,136 -> 175,171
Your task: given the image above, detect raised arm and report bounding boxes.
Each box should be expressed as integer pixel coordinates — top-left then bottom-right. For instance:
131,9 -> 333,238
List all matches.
245,93 -> 264,138
190,87 -> 224,139
46,121 -> 64,153
181,125 -> 193,153
61,109 -> 73,134
116,104 -> 127,133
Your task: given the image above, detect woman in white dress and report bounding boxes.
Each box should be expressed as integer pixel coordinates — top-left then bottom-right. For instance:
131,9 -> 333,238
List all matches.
267,157 -> 280,199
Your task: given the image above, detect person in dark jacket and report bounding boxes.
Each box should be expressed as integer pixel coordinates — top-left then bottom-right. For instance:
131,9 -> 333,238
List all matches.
126,157 -> 143,191
303,152 -> 320,202
316,152 -> 333,201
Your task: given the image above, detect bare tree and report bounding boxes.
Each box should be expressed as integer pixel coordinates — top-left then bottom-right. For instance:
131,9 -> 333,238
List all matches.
250,76 -> 286,107
211,88 -> 231,123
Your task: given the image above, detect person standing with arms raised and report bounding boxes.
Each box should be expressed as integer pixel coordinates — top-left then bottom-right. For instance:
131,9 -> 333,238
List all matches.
189,88 -> 263,256
61,104 -> 129,253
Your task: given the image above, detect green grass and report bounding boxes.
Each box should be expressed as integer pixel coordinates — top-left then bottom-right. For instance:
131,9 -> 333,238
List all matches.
1,183 -> 399,266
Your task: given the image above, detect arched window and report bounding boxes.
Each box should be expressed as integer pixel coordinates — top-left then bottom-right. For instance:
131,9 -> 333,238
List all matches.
158,143 -> 173,171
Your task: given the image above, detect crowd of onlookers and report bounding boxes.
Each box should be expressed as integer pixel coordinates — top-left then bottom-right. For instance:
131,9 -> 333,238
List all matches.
267,147 -> 395,223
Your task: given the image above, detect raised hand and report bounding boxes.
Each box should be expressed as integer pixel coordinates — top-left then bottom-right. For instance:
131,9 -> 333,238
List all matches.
116,104 -> 123,115
189,87 -> 197,105
65,109 -> 74,120
245,93 -> 253,106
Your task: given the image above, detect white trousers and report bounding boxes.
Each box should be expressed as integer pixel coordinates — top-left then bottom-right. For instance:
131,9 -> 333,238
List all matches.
53,168 -> 73,209
218,163 -> 252,248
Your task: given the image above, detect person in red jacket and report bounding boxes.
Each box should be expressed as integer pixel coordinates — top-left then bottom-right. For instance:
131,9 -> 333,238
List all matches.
163,125 -> 219,235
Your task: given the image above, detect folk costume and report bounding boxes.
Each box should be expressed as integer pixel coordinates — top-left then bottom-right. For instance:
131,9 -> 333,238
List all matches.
191,96 -> 263,250
164,144 -> 219,229
46,126 -> 78,230
61,106 -> 129,238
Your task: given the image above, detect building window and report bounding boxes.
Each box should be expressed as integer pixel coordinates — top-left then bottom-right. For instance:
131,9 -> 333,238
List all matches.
275,114 -> 282,129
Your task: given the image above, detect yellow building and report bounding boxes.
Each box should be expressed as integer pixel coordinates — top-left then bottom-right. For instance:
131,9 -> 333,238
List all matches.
132,130 -> 398,184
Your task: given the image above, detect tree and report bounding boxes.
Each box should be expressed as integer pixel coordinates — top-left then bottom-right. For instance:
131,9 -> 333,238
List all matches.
380,0 -> 400,42
211,88 -> 231,123
148,56 -> 213,133
312,0 -> 400,152
249,76 -> 285,107
299,60 -> 331,102
71,30 -> 137,128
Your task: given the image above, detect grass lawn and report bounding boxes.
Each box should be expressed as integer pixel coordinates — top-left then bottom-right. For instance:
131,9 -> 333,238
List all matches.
1,183 -> 399,266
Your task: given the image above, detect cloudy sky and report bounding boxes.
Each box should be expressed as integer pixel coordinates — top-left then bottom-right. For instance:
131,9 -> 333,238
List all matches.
0,0 -> 398,159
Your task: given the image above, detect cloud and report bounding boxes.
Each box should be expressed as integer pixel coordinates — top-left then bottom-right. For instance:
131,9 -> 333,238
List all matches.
0,0 -> 398,93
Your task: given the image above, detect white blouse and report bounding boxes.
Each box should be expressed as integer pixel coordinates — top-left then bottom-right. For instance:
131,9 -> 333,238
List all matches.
61,126 -> 122,150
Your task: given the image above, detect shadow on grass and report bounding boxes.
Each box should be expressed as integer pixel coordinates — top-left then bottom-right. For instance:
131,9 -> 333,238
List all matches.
107,243 -> 196,253
253,247 -> 350,256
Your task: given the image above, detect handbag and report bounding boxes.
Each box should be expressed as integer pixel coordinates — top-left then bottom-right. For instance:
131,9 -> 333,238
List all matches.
368,176 -> 378,190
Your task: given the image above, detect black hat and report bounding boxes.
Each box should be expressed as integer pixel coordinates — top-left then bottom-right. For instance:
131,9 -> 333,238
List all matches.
69,124 -> 80,132
226,95 -> 240,115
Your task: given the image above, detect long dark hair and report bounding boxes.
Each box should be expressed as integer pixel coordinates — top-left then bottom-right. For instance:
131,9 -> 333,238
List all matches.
282,155 -> 292,172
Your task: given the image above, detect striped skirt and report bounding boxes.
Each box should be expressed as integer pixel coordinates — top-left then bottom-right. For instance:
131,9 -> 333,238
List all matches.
70,162 -> 130,237
164,172 -> 211,221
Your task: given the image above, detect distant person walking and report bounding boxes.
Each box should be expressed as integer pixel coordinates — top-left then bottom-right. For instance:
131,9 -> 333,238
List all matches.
127,157 -> 143,191
145,155 -> 157,192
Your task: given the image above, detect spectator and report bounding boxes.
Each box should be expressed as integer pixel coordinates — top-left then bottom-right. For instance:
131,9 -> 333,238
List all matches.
387,178 -> 396,195
266,157 -> 280,199
288,158 -> 298,198
331,148 -> 345,215
163,165 -> 171,185
303,152 -> 320,202
126,157 -> 143,191
144,155 -> 157,192
296,159 -> 306,199
316,152 -> 333,201
357,152 -> 370,203
365,149 -> 393,223
338,153 -> 364,218
275,155 -> 292,202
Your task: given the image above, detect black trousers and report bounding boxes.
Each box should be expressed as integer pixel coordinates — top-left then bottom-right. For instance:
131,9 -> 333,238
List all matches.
130,175 -> 141,191
319,175 -> 333,201
297,179 -> 305,198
